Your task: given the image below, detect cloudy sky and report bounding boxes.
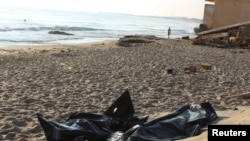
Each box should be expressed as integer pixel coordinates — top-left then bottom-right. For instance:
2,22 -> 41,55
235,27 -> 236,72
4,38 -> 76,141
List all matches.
1,0 -> 206,18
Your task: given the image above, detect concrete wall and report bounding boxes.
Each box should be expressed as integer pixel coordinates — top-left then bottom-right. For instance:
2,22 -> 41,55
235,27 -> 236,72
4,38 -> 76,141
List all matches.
203,4 -> 215,29
213,0 -> 250,28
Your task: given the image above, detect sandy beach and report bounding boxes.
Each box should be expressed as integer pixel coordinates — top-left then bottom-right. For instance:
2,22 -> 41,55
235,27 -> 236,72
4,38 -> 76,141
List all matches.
0,38 -> 250,141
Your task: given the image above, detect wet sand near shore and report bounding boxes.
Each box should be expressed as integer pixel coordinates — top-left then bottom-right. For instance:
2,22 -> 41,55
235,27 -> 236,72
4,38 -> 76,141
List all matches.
0,38 -> 250,141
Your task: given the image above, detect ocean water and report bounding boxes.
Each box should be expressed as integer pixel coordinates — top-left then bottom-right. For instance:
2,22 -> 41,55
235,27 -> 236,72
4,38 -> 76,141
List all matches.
0,7 -> 201,47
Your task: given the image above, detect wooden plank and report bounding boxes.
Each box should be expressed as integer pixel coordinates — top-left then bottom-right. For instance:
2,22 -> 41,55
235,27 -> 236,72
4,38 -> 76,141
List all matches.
197,21 -> 250,36
203,32 -> 229,38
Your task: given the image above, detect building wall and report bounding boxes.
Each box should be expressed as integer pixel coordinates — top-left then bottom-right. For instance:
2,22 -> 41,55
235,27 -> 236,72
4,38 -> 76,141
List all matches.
203,4 -> 215,29
213,0 -> 250,28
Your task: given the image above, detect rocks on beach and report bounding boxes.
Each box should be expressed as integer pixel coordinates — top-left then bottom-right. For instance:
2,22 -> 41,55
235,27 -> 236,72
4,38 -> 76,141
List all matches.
48,30 -> 74,35
117,35 -> 165,47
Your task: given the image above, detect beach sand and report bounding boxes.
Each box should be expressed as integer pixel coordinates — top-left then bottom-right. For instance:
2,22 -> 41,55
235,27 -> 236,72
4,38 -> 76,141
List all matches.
0,38 -> 250,141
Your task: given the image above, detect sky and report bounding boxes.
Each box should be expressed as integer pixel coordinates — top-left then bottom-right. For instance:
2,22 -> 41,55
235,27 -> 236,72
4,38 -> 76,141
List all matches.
1,0 -> 206,19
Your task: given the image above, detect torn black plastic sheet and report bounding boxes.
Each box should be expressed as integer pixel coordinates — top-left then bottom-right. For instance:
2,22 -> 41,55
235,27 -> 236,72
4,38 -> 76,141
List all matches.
37,90 -> 218,141
37,90 -> 148,141
123,102 -> 217,141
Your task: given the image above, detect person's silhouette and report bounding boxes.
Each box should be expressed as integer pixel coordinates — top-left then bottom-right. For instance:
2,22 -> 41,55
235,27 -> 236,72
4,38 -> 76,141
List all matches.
167,27 -> 171,39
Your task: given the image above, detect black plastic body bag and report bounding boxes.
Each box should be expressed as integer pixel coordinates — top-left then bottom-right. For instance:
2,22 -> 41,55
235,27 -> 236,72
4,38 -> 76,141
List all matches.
37,90 -> 218,141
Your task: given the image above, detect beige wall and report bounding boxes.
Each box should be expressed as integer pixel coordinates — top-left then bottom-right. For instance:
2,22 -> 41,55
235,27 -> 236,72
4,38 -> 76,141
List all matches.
213,0 -> 250,28
203,4 -> 215,29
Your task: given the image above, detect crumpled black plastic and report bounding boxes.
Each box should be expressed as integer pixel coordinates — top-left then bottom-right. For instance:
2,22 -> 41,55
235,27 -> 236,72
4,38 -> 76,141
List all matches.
37,89 -> 218,141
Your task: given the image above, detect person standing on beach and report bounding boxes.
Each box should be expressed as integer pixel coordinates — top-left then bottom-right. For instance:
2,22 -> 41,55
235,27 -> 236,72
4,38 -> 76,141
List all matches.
167,27 -> 171,39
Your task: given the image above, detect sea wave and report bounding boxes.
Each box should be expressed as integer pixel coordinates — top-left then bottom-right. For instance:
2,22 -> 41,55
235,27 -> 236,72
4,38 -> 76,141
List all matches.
0,36 -> 86,43
0,26 -> 102,32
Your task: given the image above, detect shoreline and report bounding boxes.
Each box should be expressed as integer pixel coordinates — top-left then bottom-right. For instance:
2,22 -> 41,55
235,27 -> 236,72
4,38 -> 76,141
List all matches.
0,37 -> 250,141
0,39 -> 119,55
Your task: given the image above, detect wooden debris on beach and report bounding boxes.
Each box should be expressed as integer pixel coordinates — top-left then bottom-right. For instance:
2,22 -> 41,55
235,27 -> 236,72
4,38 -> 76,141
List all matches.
200,63 -> 212,70
117,35 -> 164,47
184,65 -> 197,73
192,21 -> 250,48
167,68 -> 174,74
